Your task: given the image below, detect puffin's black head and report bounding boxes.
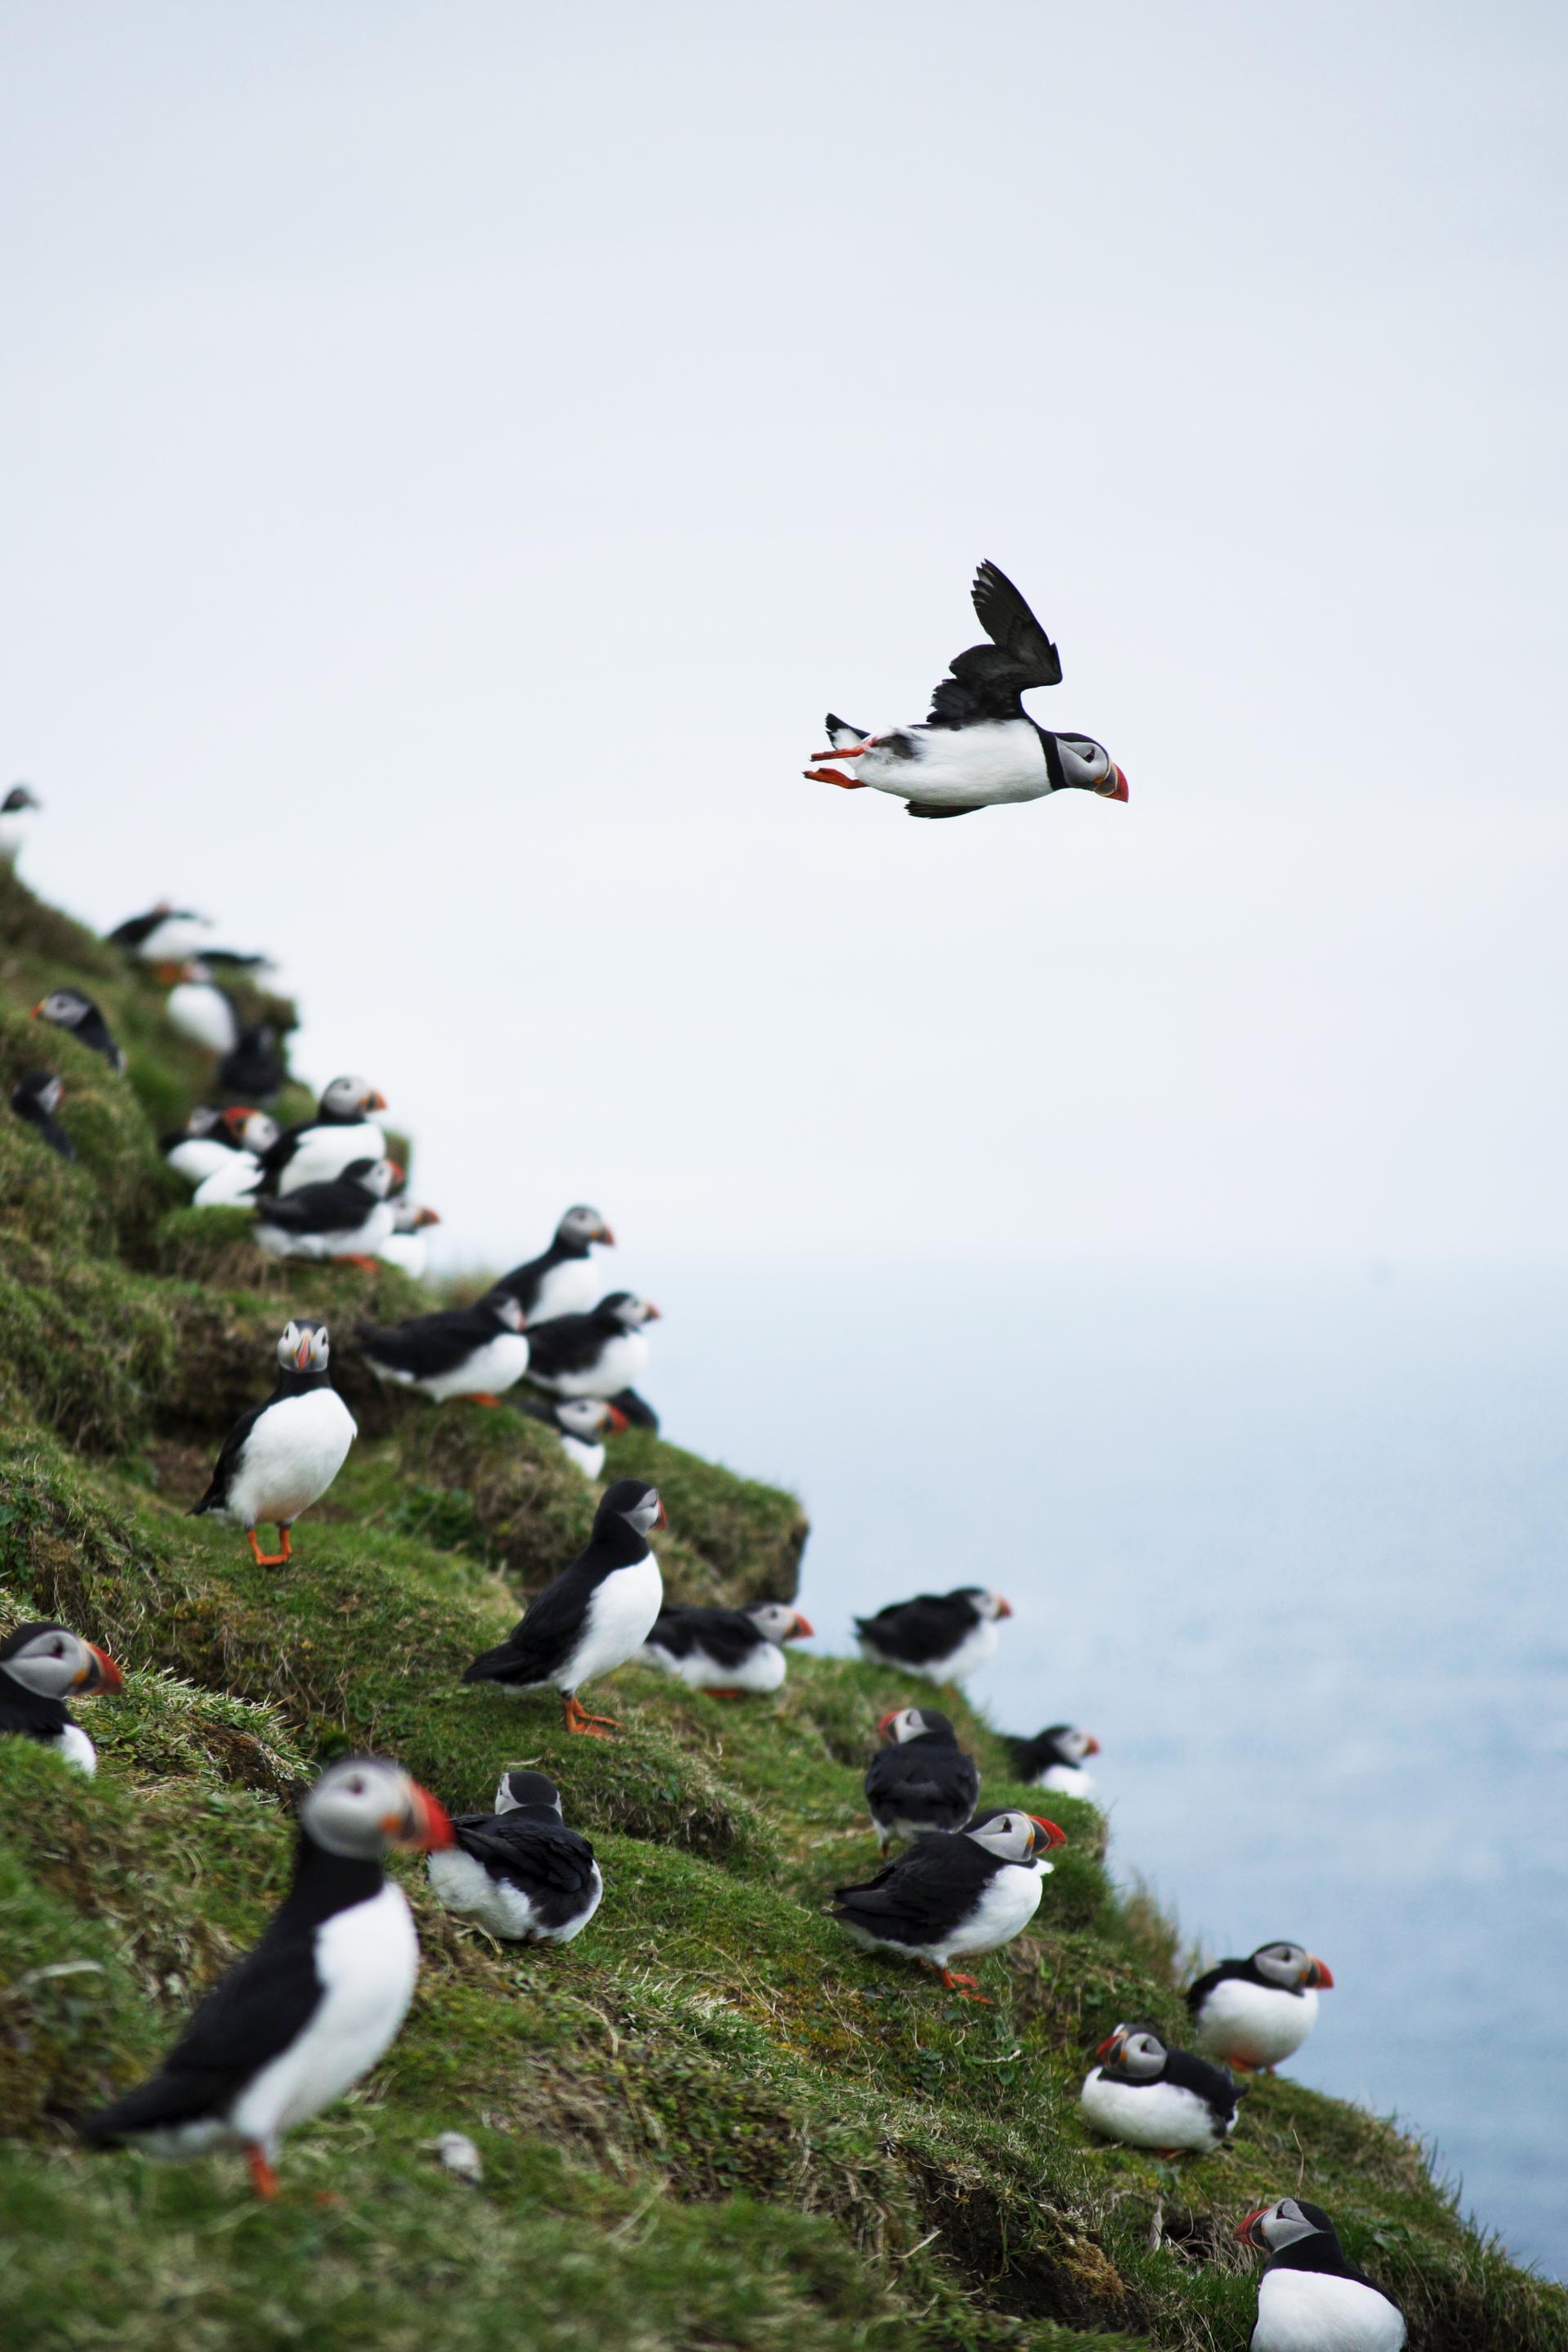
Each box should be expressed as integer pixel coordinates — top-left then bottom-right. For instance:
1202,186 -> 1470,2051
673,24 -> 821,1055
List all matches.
341,1156 -> 400,1198
1039,1724 -> 1101,1766
596,1478 -> 665,1540
1043,732 -> 1129,802
1250,1940 -> 1334,1991
11,1069 -> 63,1117
964,1810 -> 1067,1864
746,1602 -> 813,1644
298,1753 -> 455,1858
494,1768 -> 564,1815
0,1621 -> 123,1698
1236,2198 -> 1339,2256
1094,2022 -> 1168,2079
956,1588 -> 1012,1623
3,782 -> 40,813
596,1291 -> 660,1329
554,1397 -> 624,1439
276,1319 -> 332,1375
877,1705 -> 958,1747
33,987 -> 96,1031
225,1105 -> 279,1153
556,1204 -> 614,1250
318,1074 -> 387,1121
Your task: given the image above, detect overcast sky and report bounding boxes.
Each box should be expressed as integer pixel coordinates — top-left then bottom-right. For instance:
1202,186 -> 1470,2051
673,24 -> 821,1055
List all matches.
3,2 -> 1562,1269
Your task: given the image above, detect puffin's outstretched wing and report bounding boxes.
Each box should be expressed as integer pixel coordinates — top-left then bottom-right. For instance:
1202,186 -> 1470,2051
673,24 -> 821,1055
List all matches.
927,559 -> 1063,727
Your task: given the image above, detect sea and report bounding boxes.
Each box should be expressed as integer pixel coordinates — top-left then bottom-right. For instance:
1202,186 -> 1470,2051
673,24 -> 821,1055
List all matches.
630,1257 -> 1568,2281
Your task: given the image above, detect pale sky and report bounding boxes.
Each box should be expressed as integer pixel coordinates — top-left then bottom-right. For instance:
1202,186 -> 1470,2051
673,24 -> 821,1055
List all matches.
3,1 -> 1563,1268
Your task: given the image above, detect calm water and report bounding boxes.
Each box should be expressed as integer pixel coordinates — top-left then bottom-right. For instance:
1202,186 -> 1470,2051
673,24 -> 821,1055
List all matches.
628,1258 -> 1568,2280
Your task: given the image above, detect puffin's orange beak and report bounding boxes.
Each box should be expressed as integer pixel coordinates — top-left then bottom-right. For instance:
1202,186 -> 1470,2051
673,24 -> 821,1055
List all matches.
654,1499 -> 668,1529
1083,1735 -> 1102,1756
295,1336 -> 313,1370
386,1782 -> 455,1851
877,1709 -> 899,1739
368,1090 -> 388,1111
995,1597 -> 1013,1619
1306,1956 -> 1334,1989
1028,1815 -> 1067,1851
789,1614 -> 815,1640
1107,767 -> 1129,802
1095,2029 -> 1125,2064
599,1224 -> 616,1245
1236,2208 -> 1267,2248
417,1208 -> 441,1227
78,1644 -> 123,1695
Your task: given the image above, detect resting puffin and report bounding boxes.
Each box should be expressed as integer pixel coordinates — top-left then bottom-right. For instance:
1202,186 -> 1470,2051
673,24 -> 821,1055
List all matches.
1080,2022 -> 1243,2156
425,1769 -> 603,1944
1238,2199 -> 1407,2351
11,1069 -> 75,1160
166,961 -> 240,1054
79,1753 -> 453,2198
0,780 -> 41,866
216,1022 -> 287,1102
853,1587 -> 1012,1684
252,1156 -> 399,1266
261,1076 -> 388,1197
864,1707 -> 980,1851
525,1293 -> 659,1401
493,1205 -> 616,1323
804,560 -> 1129,820
0,1622 -> 123,1774
378,1200 -> 441,1279
830,1808 -> 1065,2000
356,1290 -> 529,1405
33,988 -> 124,1071
638,1601 -> 814,1695
1187,1941 -> 1334,2072
163,1104 -> 272,1188
519,1393 -> 628,1477
1007,1723 -> 1101,1797
462,1479 -> 666,1736
191,1135 -> 277,1208
189,1320 -> 358,1565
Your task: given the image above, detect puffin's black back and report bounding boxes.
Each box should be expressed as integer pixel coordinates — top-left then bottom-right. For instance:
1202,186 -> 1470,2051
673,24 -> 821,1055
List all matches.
855,1589 -> 983,1664
831,1830 -> 1003,1944
461,1480 -> 656,1686
644,1606 -> 767,1669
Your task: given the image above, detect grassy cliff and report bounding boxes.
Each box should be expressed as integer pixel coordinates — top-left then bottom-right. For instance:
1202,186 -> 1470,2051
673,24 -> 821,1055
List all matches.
0,866 -> 1560,2352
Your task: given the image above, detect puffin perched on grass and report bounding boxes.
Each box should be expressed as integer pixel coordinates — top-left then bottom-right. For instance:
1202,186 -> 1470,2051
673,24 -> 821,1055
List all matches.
804,560 -> 1129,820
216,1022 -> 287,1103
165,962 -> 240,1054
1187,1940 -> 1334,2073
189,1320 -> 357,1565
163,1104 -> 275,1188
252,1156 -> 399,1266
864,1707 -> 979,1851
462,1479 -> 665,1737
1238,2199 -> 1407,2350
356,1290 -> 529,1405
426,1769 -> 603,1944
519,1394 -> 627,1478
638,1601 -> 814,1695
33,987 -> 124,1071
830,1808 -> 1065,2000
525,1293 -> 659,1402
378,1200 -> 441,1279
494,1205 -> 616,1324
854,1587 -> 1012,1685
11,1069 -> 74,1160
260,1076 -> 387,1196
1080,2022 -> 1243,2156
0,1622 -> 123,1774
1006,1723 -> 1101,1797
79,1754 -> 453,2198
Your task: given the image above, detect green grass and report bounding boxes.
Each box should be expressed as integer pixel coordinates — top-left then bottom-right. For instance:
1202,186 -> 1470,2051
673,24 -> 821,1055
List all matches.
0,866 -> 1562,2352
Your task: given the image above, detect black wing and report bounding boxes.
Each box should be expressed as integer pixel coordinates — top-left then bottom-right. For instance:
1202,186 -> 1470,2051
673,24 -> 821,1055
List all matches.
256,1175 -> 368,1235
831,1835 -> 987,1943
647,1608 -> 760,1670
189,1395 -> 272,1515
1162,2043 -> 1241,2123
854,1593 -> 975,1665
864,1749 -> 978,1823
356,1304 -> 492,1378
492,1251 -> 550,1317
524,1312 -> 605,1379
463,1567 -> 593,1688
1183,1962 -> 1239,2015
454,1814 -> 597,1895
926,559 -> 1062,728
608,1387 -> 659,1431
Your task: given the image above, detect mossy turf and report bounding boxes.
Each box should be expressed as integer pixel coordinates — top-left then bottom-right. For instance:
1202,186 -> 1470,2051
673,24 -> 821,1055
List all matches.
1,870 -> 1562,2352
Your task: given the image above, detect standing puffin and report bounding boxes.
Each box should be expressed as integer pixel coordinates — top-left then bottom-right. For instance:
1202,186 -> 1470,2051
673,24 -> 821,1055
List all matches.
494,1205 -> 616,1324
33,988 -> 124,1071
165,962 -> 240,1054
864,1707 -> 980,1851
1238,2200 -> 1407,2350
356,1290 -> 529,1405
425,1769 -> 603,1944
638,1601 -> 814,1695
11,1069 -> 75,1160
216,1022 -> 288,1103
189,1320 -> 358,1565
0,1622 -> 123,1775
519,1394 -> 628,1478
462,1479 -> 666,1736
252,1156 -> 399,1266
378,1200 -> 442,1279
525,1293 -> 660,1401
1187,1941 -> 1334,2073
0,781 -> 41,866
830,1809 -> 1065,2000
804,560 -> 1129,820
1080,2023 -> 1243,2156
854,1587 -> 1012,1685
79,1754 -> 453,2198
261,1076 -> 388,1196
1006,1724 -> 1102,1797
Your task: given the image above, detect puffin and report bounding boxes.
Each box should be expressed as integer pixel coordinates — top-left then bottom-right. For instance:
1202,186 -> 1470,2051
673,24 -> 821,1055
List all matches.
494,1205 -> 617,1324
106,903 -> 212,964
216,1022 -> 288,1102
1238,2199 -> 1407,2352
356,1290 -> 529,1405
260,1076 -> 388,1197
1006,1723 -> 1102,1797
166,961 -> 241,1054
11,1069 -> 75,1160
163,1104 -> 278,1192
1080,2022 -> 1243,2156
252,1156 -> 399,1266
830,1808 -> 1065,1999
188,1319 -> 358,1565
462,1479 -> 666,1736
78,1753 -> 454,2198
0,1622 -> 123,1774
524,1293 -> 660,1401
804,559 -> 1129,820
607,1388 -> 659,1432
378,1200 -> 442,1279
33,987 -> 125,1072
853,1587 -> 1012,1684
425,1768 -> 603,1944
638,1601 -> 814,1695
864,1707 -> 980,1851
0,780 -> 41,866
518,1393 -> 628,1478
191,1134 -> 278,1208
1187,1941 -> 1334,2073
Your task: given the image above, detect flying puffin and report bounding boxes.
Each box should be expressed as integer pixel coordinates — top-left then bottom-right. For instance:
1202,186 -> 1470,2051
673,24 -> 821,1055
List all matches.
853,1587 -> 1012,1685
33,988 -> 124,1072
252,1156 -> 399,1266
518,1393 -> 628,1477
165,962 -> 241,1054
830,1808 -> 1065,1999
356,1290 -> 529,1405
79,1753 -> 453,2198
259,1076 -> 388,1197
378,1200 -> 442,1279
0,781 -> 41,866
493,1205 -> 616,1324
804,560 -> 1129,820
1080,2022 -> 1244,2156
864,1707 -> 980,1851
462,1479 -> 666,1736
0,1622 -> 123,1774
106,903 -> 212,964
638,1601 -> 814,1695
524,1293 -> 660,1401
188,1320 -> 358,1565
1238,2199 -> 1407,2351
11,1069 -> 75,1160
425,1768 -> 603,1944
1187,1941 -> 1334,2072
1006,1723 -> 1101,1797
216,1022 -> 288,1102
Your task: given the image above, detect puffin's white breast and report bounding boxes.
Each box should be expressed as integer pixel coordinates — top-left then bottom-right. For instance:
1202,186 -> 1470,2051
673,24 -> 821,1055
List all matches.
226,1388 -> 358,1526
53,1722 -> 98,1775
862,718 -> 1049,808
256,1203 -> 394,1262
544,1329 -> 648,1399
1036,1762 -> 1095,1797
278,1122 -> 386,1196
640,1635 -> 786,1692
531,1260 -> 604,1322
1079,2067 -> 1223,2152
418,1331 -> 530,1404
1252,2265 -> 1406,2351
167,983 -> 238,1054
565,1552 -> 664,1689
192,1153 -> 265,1208
942,1858 -> 1044,1961
1194,1979 -> 1317,2068
230,1881 -> 419,2148
908,1617 -> 997,1686
377,1230 -> 429,1279
167,1138 -> 237,1187
425,1849 -> 604,1944
557,1432 -> 604,1480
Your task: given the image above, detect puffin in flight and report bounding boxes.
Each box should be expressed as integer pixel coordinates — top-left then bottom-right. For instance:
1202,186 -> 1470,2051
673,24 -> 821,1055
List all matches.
804,560 -> 1129,819
425,1768 -> 603,1944
1187,1940 -> 1334,2073
853,1587 -> 1012,1685
33,988 -> 124,1071
79,1754 -> 453,2198
462,1479 -> 666,1736
1080,2022 -> 1243,2156
356,1290 -> 530,1406
830,1808 -> 1065,2000
1006,1723 -> 1102,1797
1238,2199 -> 1407,2351
638,1601 -> 814,1695
493,1205 -> 617,1325
189,1320 -> 358,1565
864,1707 -> 980,1851
11,1069 -> 75,1160
0,1621 -> 123,1774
